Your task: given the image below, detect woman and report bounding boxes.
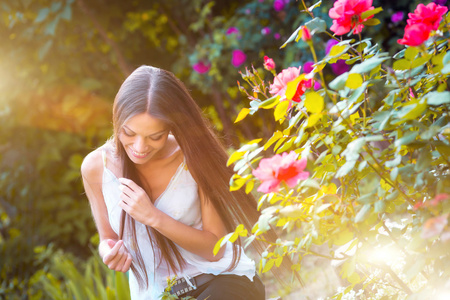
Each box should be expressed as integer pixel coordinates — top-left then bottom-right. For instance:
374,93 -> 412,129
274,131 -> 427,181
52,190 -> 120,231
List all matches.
81,66 -> 266,299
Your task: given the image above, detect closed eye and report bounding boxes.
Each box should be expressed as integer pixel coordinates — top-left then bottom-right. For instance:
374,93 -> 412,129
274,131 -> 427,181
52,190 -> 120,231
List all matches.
150,135 -> 164,141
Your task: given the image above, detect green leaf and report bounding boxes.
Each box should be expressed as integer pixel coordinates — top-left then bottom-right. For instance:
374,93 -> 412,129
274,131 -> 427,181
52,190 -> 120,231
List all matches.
425,91 -> 450,105
60,4 -> 72,21
360,7 -> 383,20
345,73 -> 363,89
355,204 -> 371,223
351,56 -> 389,74
308,0 -> 322,12
305,17 -> 327,34
280,26 -> 302,49
393,59 -> 411,70
363,18 -> 380,26
274,100 -> 289,121
411,56 -> 429,68
414,148 -> 432,172
304,92 -> 324,113
262,259 -> 275,273
397,101 -> 427,120
35,8 -> 50,23
443,50 -> 450,65
329,72 -> 349,91
405,47 -> 419,61
227,151 -> 244,166
259,95 -> 280,109
264,131 -> 283,150
234,108 -> 250,123
395,131 -> 419,147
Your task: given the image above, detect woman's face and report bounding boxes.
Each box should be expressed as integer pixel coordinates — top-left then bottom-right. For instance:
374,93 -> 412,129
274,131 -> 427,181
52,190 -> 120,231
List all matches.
118,113 -> 169,165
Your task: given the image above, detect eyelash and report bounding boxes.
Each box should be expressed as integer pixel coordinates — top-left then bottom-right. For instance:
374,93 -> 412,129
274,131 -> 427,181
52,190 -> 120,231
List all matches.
122,130 -> 163,141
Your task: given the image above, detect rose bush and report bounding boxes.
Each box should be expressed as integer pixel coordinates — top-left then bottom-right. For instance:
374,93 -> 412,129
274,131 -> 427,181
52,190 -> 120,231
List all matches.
221,1 -> 450,298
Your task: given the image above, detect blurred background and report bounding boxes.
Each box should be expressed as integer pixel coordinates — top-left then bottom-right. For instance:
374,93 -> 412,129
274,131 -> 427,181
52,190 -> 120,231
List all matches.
0,0 -> 431,298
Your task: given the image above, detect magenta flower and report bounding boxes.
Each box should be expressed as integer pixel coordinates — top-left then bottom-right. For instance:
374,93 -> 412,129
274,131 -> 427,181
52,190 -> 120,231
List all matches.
226,27 -> 240,35
397,23 -> 431,46
273,0 -> 285,11
252,151 -> 309,193
408,2 -> 448,30
326,40 -> 350,75
192,61 -> 211,74
391,11 -> 404,23
329,0 -> 375,35
303,61 -> 315,73
231,50 -> 247,68
433,0 -> 447,6
261,27 -> 272,35
331,59 -> 350,75
274,33 -> 281,40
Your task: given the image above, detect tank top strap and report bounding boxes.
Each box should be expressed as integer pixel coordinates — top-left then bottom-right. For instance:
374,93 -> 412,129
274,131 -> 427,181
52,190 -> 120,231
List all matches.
101,148 -> 107,168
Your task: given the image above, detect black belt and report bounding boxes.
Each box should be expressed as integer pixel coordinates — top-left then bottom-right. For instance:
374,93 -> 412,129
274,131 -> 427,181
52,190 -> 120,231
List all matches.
170,274 -> 216,297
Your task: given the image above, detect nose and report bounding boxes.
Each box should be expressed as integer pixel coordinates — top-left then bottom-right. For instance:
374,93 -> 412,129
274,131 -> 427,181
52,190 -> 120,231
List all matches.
133,136 -> 148,152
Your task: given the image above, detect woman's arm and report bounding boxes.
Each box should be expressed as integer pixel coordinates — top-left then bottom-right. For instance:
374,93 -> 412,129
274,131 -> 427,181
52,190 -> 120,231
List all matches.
81,149 -> 133,272
118,178 -> 228,261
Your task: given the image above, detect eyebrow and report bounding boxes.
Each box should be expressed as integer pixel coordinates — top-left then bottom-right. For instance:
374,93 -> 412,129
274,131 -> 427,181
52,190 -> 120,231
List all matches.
122,125 -> 167,137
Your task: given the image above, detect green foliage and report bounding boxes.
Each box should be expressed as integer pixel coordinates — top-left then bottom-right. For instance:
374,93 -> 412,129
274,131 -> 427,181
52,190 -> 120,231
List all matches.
29,245 -> 130,300
224,1 -> 450,299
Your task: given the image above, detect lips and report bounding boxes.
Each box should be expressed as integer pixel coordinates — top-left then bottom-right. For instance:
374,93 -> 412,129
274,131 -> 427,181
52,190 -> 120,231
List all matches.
129,148 -> 150,158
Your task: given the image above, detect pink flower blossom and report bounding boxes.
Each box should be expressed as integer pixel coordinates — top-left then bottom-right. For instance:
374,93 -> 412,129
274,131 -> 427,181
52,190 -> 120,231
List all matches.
407,2 -> 448,30
192,61 -> 211,74
263,56 -> 276,71
252,151 -> 309,193
269,66 -> 313,102
301,26 -> 311,41
226,27 -> 240,35
391,11 -> 404,23
274,33 -> 281,40
331,59 -> 350,75
231,50 -> 247,68
421,214 -> 448,239
269,66 -> 301,96
329,0 -> 375,35
431,193 -> 449,205
262,27 -> 272,35
397,23 -> 431,46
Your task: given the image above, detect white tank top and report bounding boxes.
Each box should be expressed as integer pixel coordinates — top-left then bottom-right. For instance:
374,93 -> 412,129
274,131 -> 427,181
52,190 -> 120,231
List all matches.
101,150 -> 256,300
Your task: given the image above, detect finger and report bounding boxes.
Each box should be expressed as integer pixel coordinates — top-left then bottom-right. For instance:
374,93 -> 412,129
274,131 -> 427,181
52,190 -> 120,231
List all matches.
121,254 -> 133,272
103,240 -> 123,263
119,184 -> 134,199
116,251 -> 129,271
118,178 -> 138,191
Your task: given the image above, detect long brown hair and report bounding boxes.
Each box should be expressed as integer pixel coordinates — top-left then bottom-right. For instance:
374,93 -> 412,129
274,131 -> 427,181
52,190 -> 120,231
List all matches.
112,66 -> 300,289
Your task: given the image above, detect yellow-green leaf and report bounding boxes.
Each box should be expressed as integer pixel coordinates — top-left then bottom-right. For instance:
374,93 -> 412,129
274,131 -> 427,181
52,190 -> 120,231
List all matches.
306,113 -> 322,127
234,108 -> 250,123
304,91 -> 324,113
286,74 -> 306,100
245,180 -> 254,194
346,73 -> 363,89
274,100 -> 290,121
262,259 -> 275,273
329,45 -> 348,57
227,151 -> 244,166
264,131 -> 284,150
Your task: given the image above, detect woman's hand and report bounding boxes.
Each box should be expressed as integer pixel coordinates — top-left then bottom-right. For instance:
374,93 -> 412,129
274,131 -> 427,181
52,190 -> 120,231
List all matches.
118,178 -> 160,226
101,239 -> 133,272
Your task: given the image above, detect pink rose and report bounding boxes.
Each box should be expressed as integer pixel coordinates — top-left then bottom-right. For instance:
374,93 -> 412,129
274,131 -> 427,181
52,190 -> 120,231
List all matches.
329,0 -> 375,35
263,56 -> 276,71
231,50 -> 247,68
407,2 -> 448,30
192,61 -> 211,74
421,214 -> 448,239
269,66 -> 313,102
252,151 -> 309,193
397,23 -> 431,46
269,66 -> 301,96
301,26 -> 311,41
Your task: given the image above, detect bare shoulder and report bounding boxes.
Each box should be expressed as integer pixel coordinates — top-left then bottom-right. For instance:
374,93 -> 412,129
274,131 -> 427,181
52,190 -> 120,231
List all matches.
80,147 -> 104,181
